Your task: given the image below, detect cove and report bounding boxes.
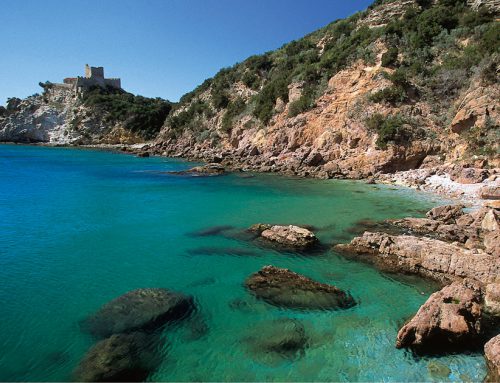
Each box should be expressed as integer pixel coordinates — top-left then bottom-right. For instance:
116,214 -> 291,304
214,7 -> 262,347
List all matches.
0,144 -> 486,381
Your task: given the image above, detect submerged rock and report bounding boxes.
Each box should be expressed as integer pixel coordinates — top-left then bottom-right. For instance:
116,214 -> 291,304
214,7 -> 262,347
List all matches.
243,318 -> 308,363
73,332 -> 161,382
188,225 -> 234,237
485,335 -> 500,383
82,288 -> 194,338
249,224 -> 319,250
169,163 -> 225,176
245,265 -> 355,310
396,279 -> 484,353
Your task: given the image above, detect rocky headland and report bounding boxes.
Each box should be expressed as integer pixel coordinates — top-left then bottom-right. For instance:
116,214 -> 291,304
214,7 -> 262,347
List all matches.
335,203 -> 499,376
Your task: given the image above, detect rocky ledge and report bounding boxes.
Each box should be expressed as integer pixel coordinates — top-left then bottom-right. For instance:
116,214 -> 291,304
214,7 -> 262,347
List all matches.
335,205 -> 499,284
335,203 -> 499,375
245,265 -> 355,310
248,224 -> 319,250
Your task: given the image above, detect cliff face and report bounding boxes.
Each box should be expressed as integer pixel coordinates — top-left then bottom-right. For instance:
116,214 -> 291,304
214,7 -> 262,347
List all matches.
153,0 -> 499,177
0,85 -> 171,145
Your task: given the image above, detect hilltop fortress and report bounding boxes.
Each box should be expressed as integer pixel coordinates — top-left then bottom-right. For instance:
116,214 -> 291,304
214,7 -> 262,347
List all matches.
46,64 -> 121,94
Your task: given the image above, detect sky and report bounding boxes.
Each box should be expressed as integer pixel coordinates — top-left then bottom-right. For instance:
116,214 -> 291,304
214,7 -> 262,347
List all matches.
1,0 -> 374,105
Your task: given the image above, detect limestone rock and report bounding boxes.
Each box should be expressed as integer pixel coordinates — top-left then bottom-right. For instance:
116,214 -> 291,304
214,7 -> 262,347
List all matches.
484,335 -> 500,383
426,204 -> 464,223
245,265 -> 355,310
334,232 -> 500,284
396,279 -> 484,352
82,288 -> 194,338
73,332 -> 161,382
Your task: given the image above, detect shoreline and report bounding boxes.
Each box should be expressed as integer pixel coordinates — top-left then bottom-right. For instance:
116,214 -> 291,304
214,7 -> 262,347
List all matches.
2,140 -> 498,208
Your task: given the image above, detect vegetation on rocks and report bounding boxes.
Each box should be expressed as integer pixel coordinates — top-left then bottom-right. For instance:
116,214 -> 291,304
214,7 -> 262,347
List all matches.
80,86 -> 173,139
162,0 -> 498,158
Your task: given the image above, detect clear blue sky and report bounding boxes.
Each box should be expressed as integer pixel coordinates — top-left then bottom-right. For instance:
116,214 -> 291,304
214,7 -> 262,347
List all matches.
1,0 -> 374,105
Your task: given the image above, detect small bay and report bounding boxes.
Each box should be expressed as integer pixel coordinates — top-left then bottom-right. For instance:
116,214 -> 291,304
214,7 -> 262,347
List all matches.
0,144 -> 486,381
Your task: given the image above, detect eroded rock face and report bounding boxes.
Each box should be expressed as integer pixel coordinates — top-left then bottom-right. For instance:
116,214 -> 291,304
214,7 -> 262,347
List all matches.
73,332 -> 161,382
255,224 -> 319,250
334,232 -> 499,284
484,335 -> 500,383
245,265 -> 355,310
396,279 -> 484,352
82,288 -> 194,338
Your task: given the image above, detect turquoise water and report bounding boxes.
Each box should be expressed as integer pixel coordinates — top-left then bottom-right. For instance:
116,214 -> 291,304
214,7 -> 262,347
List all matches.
0,144 -> 486,382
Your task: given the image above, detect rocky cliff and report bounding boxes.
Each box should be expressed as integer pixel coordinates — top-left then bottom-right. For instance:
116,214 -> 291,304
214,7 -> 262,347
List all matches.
0,84 -> 172,145
151,0 -> 499,179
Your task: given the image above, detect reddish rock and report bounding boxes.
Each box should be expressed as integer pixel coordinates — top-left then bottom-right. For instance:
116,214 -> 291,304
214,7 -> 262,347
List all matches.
455,168 -> 488,184
479,185 -> 500,200
396,279 -> 484,352
334,232 -> 500,284
426,204 -> 464,223
253,224 -> 319,250
484,335 -> 500,383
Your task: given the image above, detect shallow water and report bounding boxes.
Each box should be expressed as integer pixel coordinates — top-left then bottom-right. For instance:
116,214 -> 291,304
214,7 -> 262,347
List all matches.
0,144 -> 486,381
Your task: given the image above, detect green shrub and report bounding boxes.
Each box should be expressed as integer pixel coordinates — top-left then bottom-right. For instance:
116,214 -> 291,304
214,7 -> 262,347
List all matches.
365,113 -> 421,149
381,47 -> 399,67
81,86 -> 172,138
221,98 -> 246,132
288,93 -> 314,117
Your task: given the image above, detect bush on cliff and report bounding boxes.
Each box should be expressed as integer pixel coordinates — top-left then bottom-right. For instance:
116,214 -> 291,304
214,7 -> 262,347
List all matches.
366,113 -> 424,149
81,86 -> 172,139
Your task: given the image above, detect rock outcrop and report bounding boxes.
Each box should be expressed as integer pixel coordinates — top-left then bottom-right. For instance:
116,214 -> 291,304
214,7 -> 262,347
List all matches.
82,288 -> 194,338
484,335 -> 500,383
245,265 -> 355,310
73,332 -> 161,382
335,231 -> 499,284
396,279 -> 484,352
249,224 -> 319,250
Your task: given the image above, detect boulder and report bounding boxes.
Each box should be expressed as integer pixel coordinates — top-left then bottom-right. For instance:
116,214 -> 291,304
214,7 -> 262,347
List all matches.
426,204 -> 464,223
243,318 -> 308,362
479,185 -> 500,200
455,168 -> 488,184
484,335 -> 500,383
256,225 -> 319,250
73,332 -> 161,382
245,265 -> 355,310
482,209 -> 500,232
334,232 -> 500,284
484,283 -> 500,316
82,288 -> 194,338
396,279 -> 484,352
